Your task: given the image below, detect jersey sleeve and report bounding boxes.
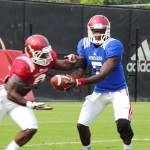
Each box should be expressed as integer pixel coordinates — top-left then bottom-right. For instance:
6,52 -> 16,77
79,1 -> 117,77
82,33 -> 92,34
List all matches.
77,38 -> 86,57
105,40 -> 124,58
9,58 -> 31,81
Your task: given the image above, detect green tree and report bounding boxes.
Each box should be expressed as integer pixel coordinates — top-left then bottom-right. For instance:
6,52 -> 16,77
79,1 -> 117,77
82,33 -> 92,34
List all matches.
104,0 -> 121,5
80,0 -> 105,5
102,0 -> 150,5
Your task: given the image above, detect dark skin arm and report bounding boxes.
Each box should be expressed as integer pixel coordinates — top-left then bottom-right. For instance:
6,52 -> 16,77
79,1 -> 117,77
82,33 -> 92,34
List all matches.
5,58 -> 76,105
71,68 -> 85,79
4,80 -> 32,106
66,56 -> 120,89
84,56 -> 120,85
52,59 -> 75,70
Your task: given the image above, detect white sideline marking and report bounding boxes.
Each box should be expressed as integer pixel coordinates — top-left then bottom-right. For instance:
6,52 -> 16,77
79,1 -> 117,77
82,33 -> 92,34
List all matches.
24,138 -> 150,147
1,138 -> 150,148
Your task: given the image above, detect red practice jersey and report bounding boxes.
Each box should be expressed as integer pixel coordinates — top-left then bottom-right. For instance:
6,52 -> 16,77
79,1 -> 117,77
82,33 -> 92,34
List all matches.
9,50 -> 57,86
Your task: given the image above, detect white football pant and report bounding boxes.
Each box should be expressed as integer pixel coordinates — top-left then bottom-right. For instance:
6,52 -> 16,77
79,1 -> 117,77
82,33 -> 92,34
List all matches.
78,88 -> 132,126
0,85 -> 38,130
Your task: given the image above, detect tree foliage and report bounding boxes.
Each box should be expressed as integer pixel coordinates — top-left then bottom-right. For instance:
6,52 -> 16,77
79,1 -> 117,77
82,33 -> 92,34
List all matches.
80,0 -> 104,5
103,0 -> 150,5
31,0 -> 150,6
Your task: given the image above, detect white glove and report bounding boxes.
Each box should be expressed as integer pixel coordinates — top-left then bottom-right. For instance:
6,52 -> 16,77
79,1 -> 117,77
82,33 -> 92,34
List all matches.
26,101 -> 44,109
64,54 -> 79,63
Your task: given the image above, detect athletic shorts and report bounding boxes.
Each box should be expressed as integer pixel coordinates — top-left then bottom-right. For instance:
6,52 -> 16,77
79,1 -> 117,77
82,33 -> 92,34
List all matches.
78,88 -> 132,126
0,85 -> 38,130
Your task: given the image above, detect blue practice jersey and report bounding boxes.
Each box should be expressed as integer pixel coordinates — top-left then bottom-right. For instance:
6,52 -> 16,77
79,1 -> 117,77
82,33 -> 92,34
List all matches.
77,37 -> 127,93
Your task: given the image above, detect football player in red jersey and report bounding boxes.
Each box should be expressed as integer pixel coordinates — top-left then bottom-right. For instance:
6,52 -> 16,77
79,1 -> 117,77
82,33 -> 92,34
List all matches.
0,34 -> 78,150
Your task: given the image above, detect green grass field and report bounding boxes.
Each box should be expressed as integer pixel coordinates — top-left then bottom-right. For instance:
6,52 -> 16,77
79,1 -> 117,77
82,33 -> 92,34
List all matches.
0,102 -> 150,150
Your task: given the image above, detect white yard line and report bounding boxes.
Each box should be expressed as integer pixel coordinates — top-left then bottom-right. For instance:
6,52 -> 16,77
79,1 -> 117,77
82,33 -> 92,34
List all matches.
0,138 -> 150,148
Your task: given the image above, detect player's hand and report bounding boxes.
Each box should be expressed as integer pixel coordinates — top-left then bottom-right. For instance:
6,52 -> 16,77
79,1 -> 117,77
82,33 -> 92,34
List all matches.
65,76 -> 86,91
26,101 -> 45,109
64,75 -> 77,91
64,54 -> 79,63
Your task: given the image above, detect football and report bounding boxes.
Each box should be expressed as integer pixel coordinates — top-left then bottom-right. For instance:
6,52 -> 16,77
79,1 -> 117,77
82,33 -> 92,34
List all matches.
50,75 -> 72,91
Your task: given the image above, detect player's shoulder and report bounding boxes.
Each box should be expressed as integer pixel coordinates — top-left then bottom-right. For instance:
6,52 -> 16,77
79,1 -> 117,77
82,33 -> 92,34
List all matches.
78,37 -> 91,49
13,53 -> 35,72
108,38 -> 122,45
102,38 -> 123,49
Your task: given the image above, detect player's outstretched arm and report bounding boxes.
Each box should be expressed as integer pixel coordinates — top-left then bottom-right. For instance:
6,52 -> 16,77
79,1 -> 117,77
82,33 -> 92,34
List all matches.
65,56 -> 120,90
52,54 -> 79,70
82,56 -> 120,85
76,56 -> 120,86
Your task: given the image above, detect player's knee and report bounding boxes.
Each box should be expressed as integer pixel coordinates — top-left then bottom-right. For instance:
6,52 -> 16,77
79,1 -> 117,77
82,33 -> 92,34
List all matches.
16,129 -> 37,145
77,123 -> 88,131
116,119 -> 134,143
24,128 -> 37,137
77,123 -> 85,130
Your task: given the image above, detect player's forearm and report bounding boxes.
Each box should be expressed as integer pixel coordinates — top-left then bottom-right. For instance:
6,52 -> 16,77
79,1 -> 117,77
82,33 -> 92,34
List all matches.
76,73 -> 105,87
71,68 -> 85,79
62,60 -> 75,70
7,93 -> 44,109
7,92 -> 27,106
52,60 -> 75,70
76,61 -> 114,86
85,73 -> 105,85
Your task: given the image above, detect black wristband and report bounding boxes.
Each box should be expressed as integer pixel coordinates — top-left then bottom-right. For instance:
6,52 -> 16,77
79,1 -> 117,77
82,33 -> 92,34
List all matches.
75,58 -> 87,70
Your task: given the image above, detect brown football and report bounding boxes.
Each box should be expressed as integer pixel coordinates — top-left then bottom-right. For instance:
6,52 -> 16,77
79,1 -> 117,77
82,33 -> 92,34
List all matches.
50,75 -> 72,91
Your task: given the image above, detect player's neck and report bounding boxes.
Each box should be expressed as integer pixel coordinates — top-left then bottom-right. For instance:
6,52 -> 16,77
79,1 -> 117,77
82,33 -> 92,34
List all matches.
94,44 -> 101,48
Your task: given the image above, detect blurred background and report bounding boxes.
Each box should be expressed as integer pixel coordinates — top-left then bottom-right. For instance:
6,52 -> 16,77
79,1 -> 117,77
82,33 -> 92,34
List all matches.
0,0 -> 150,102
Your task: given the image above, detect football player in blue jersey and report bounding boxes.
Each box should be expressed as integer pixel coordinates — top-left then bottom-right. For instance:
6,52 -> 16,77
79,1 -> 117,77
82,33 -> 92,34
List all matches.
66,15 -> 134,150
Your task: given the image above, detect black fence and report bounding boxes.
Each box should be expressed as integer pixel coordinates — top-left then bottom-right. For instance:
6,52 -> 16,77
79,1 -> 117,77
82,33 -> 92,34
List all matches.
0,0 -> 150,101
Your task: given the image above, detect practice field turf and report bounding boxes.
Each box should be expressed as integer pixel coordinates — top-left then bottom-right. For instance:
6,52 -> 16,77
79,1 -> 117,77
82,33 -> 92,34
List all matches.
0,102 -> 150,150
